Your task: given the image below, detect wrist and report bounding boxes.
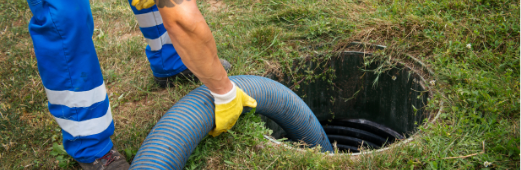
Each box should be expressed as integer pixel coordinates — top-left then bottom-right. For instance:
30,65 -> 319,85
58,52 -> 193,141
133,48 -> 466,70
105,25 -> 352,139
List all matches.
206,76 -> 233,94
210,82 -> 236,104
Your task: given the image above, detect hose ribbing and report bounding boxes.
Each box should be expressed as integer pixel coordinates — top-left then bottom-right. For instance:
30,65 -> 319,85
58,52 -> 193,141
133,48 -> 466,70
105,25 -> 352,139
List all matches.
130,75 -> 333,169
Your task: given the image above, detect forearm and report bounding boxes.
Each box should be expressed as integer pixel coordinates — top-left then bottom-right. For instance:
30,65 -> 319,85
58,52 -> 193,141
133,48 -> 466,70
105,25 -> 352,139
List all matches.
156,0 -> 232,94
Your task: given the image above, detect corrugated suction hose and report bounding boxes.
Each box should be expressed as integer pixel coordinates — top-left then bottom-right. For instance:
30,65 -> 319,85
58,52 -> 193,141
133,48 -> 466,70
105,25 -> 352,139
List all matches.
130,75 -> 333,169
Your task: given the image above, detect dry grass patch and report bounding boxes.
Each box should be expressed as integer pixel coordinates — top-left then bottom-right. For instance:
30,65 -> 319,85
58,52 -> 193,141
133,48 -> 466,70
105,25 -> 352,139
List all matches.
208,0 -> 227,12
118,30 -> 142,41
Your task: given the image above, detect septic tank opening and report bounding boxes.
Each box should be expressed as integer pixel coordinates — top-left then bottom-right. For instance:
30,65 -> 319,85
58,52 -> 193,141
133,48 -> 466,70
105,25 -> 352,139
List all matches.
262,46 -> 431,154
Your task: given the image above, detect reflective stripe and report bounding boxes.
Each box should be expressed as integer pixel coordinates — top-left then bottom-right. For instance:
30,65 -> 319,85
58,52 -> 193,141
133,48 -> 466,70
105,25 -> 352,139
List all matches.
146,32 -> 172,51
135,11 -> 163,28
55,105 -> 113,137
45,82 -> 107,108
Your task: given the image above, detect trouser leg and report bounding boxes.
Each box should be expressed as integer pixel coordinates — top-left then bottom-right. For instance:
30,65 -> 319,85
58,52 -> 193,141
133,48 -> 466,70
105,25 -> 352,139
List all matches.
127,0 -> 188,78
27,0 -> 113,163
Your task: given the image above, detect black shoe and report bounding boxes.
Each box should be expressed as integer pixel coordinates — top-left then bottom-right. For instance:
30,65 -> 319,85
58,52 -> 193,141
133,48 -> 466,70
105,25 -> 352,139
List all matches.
77,146 -> 130,170
154,59 -> 232,88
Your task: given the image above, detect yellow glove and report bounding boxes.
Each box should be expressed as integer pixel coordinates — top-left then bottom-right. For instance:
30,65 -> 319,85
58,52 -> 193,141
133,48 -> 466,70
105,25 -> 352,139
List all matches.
208,82 -> 257,137
131,0 -> 155,10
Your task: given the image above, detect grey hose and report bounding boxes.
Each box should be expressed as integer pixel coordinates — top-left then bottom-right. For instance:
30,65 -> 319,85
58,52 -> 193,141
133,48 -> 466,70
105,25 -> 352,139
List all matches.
130,75 -> 333,169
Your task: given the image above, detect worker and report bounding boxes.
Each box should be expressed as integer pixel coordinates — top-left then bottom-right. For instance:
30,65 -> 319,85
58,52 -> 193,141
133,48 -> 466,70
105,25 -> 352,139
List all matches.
25,0 -> 257,169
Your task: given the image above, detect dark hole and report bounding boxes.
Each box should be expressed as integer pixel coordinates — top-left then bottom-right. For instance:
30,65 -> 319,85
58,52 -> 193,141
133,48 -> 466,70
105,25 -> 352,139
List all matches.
322,119 -> 403,152
262,48 -> 430,153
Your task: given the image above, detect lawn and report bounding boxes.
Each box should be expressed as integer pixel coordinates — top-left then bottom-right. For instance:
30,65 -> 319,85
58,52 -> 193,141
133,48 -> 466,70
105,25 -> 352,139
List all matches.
0,0 -> 519,169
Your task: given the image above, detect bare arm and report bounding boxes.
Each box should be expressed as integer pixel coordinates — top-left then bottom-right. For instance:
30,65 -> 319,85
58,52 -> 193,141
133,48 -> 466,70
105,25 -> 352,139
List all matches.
155,0 -> 232,94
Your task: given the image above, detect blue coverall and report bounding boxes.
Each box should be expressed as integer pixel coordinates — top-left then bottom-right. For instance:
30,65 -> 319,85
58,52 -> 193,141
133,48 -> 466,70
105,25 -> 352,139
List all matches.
26,0 -> 186,163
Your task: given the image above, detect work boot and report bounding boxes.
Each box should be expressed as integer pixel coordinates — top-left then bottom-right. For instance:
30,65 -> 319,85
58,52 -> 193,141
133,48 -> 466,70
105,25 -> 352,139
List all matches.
78,146 -> 130,170
154,59 -> 232,88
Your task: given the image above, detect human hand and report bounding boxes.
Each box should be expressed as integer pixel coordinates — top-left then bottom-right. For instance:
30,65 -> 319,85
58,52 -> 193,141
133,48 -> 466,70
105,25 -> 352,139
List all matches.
209,83 -> 257,137
131,0 -> 155,10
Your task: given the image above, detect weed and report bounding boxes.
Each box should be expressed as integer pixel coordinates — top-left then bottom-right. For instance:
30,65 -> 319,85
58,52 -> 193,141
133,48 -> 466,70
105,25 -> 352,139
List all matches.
49,143 -> 76,168
0,0 -> 519,169
250,26 -> 281,48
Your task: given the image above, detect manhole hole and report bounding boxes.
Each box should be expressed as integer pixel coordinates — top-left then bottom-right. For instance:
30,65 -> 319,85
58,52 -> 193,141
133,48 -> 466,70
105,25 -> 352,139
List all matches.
262,44 -> 439,154
320,119 -> 404,153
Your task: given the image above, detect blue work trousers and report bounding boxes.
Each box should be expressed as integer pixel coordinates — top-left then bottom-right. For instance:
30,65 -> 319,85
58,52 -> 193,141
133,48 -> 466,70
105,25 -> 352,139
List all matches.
26,0 -> 185,163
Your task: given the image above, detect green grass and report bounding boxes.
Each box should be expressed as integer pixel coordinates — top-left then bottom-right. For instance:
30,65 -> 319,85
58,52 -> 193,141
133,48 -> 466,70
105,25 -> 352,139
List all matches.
1,0 -> 519,169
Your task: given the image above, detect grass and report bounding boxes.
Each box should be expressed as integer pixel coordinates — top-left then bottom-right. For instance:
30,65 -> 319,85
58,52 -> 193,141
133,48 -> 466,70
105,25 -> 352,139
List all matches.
0,0 -> 519,169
